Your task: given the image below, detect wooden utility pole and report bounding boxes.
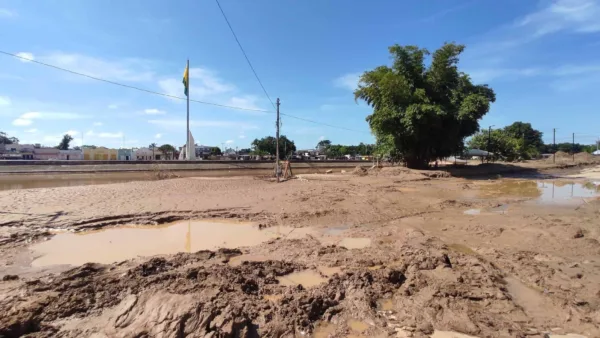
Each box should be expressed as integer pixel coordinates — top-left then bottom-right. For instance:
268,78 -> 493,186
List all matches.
553,128 -> 556,163
276,98 -> 281,182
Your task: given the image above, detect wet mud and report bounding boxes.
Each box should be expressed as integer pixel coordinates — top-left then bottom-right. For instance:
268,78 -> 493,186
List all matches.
1,165 -> 600,337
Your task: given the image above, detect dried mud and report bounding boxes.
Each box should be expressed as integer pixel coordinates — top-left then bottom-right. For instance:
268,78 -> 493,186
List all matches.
1,164 -> 600,337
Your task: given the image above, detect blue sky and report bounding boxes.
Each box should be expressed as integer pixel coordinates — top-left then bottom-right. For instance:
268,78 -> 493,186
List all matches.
1,0 -> 600,150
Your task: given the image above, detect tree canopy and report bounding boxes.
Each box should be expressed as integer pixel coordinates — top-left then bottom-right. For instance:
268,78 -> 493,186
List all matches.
316,139 -> 331,150
251,135 -> 296,159
211,147 -> 222,156
158,144 -> 177,159
56,134 -> 74,150
0,131 -> 19,145
354,43 -> 495,168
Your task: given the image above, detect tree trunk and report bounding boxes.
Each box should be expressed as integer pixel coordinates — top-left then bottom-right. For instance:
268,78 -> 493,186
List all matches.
405,156 -> 429,169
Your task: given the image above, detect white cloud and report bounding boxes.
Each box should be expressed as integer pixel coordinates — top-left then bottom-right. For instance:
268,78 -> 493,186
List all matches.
13,118 -> 33,126
225,140 -> 234,144
239,134 -> 246,139
334,73 -> 360,91
144,108 -> 166,115
64,130 -> 79,136
12,111 -> 87,126
148,119 -> 258,130
85,130 -> 123,138
15,52 -> 34,62
0,96 -> 10,105
25,128 -> 38,133
108,104 -> 118,109
158,67 -> 235,101
155,133 -> 162,139
98,132 -> 123,138
518,0 -> 600,37
93,122 -> 103,126
0,8 -> 16,18
224,95 -> 264,112
39,52 -> 154,82
319,136 -> 325,141
467,67 -> 542,83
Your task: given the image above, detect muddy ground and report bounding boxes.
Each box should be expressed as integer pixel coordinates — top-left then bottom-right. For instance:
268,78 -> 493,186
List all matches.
1,161 -> 600,337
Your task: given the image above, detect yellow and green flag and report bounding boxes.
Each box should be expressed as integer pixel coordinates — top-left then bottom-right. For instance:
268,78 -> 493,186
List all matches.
182,64 -> 189,97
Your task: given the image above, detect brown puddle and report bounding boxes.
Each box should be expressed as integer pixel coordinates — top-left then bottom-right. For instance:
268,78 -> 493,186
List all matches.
228,253 -> 272,267
317,266 -> 343,276
347,319 -> 369,333
376,298 -> 394,311
277,270 -> 327,288
338,237 -> 371,249
480,180 -> 600,205
313,322 -> 336,338
31,220 -> 306,267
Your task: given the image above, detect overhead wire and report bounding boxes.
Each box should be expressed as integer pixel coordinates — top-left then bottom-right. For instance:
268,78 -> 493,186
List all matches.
214,0 -> 276,110
1,50 -> 371,134
0,50 -> 271,113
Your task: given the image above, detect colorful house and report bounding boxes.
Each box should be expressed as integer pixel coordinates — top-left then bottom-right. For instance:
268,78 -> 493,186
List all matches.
83,147 -> 118,160
118,149 -> 133,161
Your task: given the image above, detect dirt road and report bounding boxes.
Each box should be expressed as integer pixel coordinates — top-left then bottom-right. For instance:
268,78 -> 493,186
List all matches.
1,165 -> 599,337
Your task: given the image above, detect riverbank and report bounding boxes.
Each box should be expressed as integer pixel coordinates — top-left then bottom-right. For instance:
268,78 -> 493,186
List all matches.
0,160 -> 371,174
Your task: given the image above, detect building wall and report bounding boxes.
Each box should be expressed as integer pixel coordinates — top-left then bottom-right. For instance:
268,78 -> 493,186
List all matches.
34,148 -> 60,160
117,149 -> 133,161
58,150 -> 83,160
135,148 -> 163,160
83,147 -> 118,160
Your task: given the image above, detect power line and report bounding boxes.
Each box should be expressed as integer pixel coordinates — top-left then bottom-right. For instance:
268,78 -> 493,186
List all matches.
214,0 -> 276,110
1,50 -> 373,135
281,113 -> 371,135
0,50 -> 272,113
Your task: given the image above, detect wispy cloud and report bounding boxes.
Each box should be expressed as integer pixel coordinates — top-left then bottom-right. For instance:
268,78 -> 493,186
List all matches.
15,52 -> 34,62
158,67 -> 234,100
0,96 -> 10,106
518,0 -> 600,37
225,140 -> 234,144
93,121 -> 103,126
467,67 -> 542,83
421,0 -> 477,23
86,130 -> 124,138
0,8 -> 16,18
108,104 -> 118,109
24,128 -> 38,133
333,73 -> 360,91
148,119 -> 258,130
155,133 -> 162,139
38,52 -> 155,82
144,108 -> 166,115
12,111 -> 88,126
223,95 -> 265,112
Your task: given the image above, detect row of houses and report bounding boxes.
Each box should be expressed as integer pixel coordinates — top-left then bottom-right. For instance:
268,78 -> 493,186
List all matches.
0,144 -> 173,161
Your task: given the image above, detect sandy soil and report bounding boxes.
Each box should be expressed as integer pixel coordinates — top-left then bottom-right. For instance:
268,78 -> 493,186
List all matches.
1,164 -> 600,337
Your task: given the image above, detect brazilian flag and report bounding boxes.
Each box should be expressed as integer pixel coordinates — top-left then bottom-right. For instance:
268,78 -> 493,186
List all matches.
182,64 -> 189,97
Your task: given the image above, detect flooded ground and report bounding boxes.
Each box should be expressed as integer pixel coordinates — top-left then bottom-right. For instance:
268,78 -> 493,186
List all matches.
0,167 -> 351,191
2,165 -> 600,337
31,220 -> 313,266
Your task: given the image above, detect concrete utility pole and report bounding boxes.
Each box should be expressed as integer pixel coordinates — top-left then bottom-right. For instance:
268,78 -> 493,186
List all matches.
572,133 -> 575,162
276,98 -> 281,182
553,128 -> 556,163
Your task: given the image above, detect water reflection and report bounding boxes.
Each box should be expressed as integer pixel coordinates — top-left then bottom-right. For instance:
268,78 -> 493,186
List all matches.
481,180 -> 600,205
30,220 -> 308,266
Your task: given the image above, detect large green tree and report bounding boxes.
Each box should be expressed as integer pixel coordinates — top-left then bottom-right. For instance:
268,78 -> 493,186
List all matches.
503,122 -> 544,152
251,135 -> 296,159
354,43 -> 495,168
158,144 -> 176,159
56,134 -> 74,150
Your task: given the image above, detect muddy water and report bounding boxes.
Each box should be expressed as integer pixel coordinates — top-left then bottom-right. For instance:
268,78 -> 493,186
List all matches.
480,180 -> 600,204
277,270 -> 327,288
0,168 -> 350,191
31,220 -> 305,266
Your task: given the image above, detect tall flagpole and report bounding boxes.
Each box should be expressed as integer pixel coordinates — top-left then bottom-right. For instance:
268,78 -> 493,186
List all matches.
186,59 -> 190,161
